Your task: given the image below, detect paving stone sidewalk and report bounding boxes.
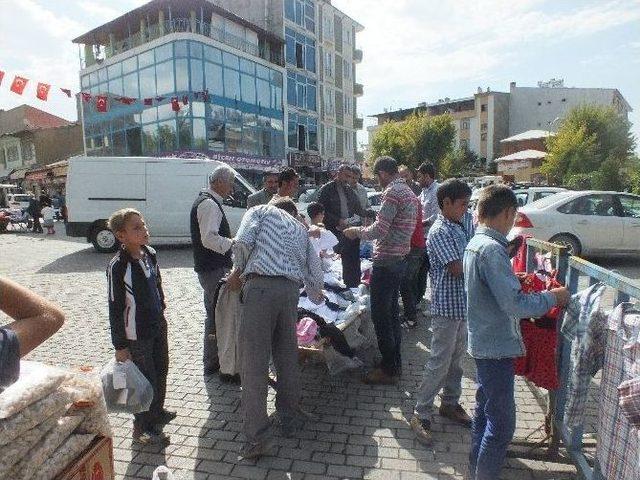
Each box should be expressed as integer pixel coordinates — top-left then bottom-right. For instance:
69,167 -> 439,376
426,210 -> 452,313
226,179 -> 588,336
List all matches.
0,231 -> 577,479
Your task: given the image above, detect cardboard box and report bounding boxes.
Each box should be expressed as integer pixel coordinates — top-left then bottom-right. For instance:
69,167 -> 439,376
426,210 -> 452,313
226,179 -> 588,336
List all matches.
56,436 -> 114,480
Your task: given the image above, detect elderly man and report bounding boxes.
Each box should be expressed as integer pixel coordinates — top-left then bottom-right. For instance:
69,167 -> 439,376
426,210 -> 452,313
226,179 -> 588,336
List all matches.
318,164 -> 367,288
227,197 -> 323,459
190,165 -> 235,376
344,156 -> 418,385
247,171 -> 279,208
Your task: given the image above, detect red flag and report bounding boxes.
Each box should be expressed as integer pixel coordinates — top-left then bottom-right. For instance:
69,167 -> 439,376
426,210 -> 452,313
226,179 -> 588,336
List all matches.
10,76 -> 28,95
182,95 -> 189,105
117,97 -> 135,105
36,82 -> 51,101
143,98 -> 153,106
171,97 -> 180,112
81,92 -> 92,103
60,88 -> 72,98
96,95 -> 108,113
0,71 -> 5,86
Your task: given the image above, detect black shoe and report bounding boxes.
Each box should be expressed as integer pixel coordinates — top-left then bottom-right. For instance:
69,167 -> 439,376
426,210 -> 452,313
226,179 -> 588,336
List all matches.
155,409 -> 178,425
219,373 -> 241,385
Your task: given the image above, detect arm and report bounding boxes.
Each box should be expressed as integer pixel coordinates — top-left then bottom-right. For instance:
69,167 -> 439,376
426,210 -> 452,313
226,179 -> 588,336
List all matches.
197,199 -> 233,254
318,185 -> 341,229
422,189 -> 440,226
479,247 -> 557,319
106,261 -> 129,353
0,277 -> 65,357
359,190 -> 399,241
155,261 -> 166,310
304,237 -> 325,303
428,229 -> 463,278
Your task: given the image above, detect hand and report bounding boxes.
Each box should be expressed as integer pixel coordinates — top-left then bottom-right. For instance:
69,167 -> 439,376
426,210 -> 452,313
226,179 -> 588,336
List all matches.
343,227 -> 360,240
115,348 -> 131,363
337,219 -> 348,230
551,287 -> 570,307
309,292 -> 324,305
227,270 -> 243,292
308,226 -> 321,239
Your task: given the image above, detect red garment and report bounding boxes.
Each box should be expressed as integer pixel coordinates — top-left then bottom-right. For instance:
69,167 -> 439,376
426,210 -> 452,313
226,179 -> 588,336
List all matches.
511,234 -> 530,273
513,272 -> 562,390
410,201 -> 425,249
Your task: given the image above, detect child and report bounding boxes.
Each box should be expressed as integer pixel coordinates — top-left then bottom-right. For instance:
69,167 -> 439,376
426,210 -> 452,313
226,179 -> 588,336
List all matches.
463,185 -> 569,480
307,202 -> 339,268
106,208 -> 176,445
307,202 -> 325,227
41,202 -> 55,235
410,179 -> 474,446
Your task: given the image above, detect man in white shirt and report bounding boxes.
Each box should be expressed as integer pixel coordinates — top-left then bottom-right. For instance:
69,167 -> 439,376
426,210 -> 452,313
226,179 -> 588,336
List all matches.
190,165 -> 235,376
416,162 -> 440,305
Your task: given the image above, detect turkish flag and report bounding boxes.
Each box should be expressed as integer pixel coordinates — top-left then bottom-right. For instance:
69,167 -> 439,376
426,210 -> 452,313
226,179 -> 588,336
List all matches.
182,95 -> 189,105
117,97 -> 135,105
36,82 -> 51,101
60,88 -> 72,98
0,71 -> 5,86
81,92 -> 92,103
10,76 -> 28,95
171,97 -> 180,112
143,98 -> 153,106
96,95 -> 108,112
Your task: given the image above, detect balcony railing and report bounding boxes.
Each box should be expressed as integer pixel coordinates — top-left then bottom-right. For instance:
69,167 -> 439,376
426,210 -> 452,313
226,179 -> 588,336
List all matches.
353,49 -> 363,63
354,83 -> 364,97
90,18 -> 281,68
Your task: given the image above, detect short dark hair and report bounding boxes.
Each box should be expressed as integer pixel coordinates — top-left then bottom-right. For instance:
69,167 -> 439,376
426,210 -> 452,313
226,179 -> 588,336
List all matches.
477,185 -> 518,219
278,168 -> 299,187
372,156 -> 398,175
307,202 -> 324,219
272,197 -> 298,217
417,162 -> 436,179
436,179 -> 472,209
263,170 -> 279,179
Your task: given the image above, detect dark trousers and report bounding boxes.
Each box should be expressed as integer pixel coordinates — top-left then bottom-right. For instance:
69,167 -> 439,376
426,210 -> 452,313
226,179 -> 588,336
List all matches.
400,247 -> 425,321
129,319 -> 169,430
370,259 -> 407,375
415,250 -> 430,302
32,216 -> 43,233
469,358 -> 516,480
336,234 -> 361,288
198,268 -> 228,371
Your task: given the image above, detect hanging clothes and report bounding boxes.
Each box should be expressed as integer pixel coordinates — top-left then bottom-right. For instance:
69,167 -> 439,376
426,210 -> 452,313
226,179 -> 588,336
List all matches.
214,282 -> 242,376
563,301 -> 640,479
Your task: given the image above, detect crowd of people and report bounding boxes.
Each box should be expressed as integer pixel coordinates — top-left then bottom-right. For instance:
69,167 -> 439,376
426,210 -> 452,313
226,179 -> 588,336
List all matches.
100,156 -> 571,480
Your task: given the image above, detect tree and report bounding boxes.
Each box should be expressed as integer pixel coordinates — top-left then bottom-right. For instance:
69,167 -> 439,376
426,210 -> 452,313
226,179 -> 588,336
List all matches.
541,105 -> 636,189
369,113 -> 456,172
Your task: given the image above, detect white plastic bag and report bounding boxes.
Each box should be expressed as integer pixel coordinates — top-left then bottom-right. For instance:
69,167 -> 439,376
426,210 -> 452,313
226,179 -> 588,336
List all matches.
101,359 -> 153,414
153,466 -> 176,480
0,361 -> 68,419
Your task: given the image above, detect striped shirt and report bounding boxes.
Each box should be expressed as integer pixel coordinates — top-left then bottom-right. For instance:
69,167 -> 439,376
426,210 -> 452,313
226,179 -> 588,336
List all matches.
360,178 -> 418,263
427,213 -> 474,319
232,205 -> 324,300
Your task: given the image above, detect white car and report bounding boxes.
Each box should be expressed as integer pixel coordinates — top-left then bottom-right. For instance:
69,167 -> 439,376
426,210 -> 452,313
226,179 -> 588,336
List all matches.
367,191 -> 383,212
6,193 -> 34,211
510,190 -> 640,256
470,186 -> 565,210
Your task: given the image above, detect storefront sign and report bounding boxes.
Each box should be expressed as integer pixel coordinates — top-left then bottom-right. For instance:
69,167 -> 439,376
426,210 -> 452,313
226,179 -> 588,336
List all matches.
161,151 -> 284,171
288,152 -> 322,168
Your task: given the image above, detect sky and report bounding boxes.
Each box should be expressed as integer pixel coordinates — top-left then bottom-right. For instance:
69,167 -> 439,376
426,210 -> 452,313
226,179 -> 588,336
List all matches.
1,0 -> 639,151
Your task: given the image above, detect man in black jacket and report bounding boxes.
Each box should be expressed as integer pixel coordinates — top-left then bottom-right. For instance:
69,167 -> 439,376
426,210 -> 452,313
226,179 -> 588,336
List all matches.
318,164 -> 367,288
190,165 -> 235,376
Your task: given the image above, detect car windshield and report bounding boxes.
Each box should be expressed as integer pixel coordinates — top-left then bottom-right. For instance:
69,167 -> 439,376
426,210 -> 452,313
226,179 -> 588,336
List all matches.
12,195 -> 31,201
530,191 -> 573,209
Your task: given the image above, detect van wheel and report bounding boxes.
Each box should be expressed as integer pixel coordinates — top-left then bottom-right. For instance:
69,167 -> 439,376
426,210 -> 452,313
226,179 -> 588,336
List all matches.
91,223 -> 118,253
550,234 -> 581,257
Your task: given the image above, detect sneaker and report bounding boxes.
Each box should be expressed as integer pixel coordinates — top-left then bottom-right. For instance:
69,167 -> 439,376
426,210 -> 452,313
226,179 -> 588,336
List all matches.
362,368 -> 397,385
439,404 -> 472,427
410,416 -> 433,446
155,409 -> 178,425
239,438 -> 274,459
133,426 -> 171,445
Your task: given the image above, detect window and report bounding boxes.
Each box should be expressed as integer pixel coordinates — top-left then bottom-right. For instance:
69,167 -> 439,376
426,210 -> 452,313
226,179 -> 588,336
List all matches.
324,125 -> 336,155
287,73 -> 316,111
288,113 -> 298,149
537,102 -> 542,106
343,26 -> 351,46
533,191 -> 555,202
480,133 -> 487,141
460,139 -> 468,149
155,44 -> 173,63
139,66 -> 156,98
308,118 -> 318,151
558,195 -> 618,216
298,124 -> 307,151
123,72 -> 139,98
345,131 -> 353,154
190,58 -> 204,92
323,11 -> 334,39
343,96 -> 352,116
481,104 -> 487,112
224,68 -> 240,100
175,59 -> 189,92
515,192 -> 528,207
620,196 -> 640,218
562,98 -> 567,103
241,73 -> 256,104
155,61 -> 175,96
481,123 -> 487,132
285,0 -> 315,32
324,86 -> 335,116
324,51 -> 334,78
343,59 -> 351,81
296,42 -> 304,68
285,28 -> 316,72
205,62 -> 224,97
208,105 -> 225,151
461,120 -> 470,130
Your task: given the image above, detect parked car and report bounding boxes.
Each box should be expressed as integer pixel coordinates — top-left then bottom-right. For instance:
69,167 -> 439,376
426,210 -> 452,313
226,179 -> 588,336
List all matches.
5,193 -> 34,211
470,186 -> 565,210
66,156 -> 255,253
510,191 -> 640,256
367,191 -> 383,212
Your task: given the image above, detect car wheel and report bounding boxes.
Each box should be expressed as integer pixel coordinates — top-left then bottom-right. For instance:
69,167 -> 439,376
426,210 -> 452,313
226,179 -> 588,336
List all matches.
90,223 -> 119,253
550,234 -> 581,257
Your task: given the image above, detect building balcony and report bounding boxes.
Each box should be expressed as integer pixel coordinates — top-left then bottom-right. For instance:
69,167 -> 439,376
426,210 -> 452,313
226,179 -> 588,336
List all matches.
353,49 -> 363,63
354,83 -> 364,97
354,117 -> 364,129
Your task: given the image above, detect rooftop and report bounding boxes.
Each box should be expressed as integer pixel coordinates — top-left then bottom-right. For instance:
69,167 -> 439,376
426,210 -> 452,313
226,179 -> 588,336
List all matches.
495,149 -> 547,162
500,130 -> 555,143
0,105 -> 74,137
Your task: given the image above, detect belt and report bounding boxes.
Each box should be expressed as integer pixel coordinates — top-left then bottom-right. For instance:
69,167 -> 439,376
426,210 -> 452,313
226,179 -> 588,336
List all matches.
245,273 -> 288,281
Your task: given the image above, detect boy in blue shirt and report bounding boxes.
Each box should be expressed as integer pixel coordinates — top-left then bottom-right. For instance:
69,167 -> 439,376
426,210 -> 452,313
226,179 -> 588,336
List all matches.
463,186 -> 569,480
411,179 -> 474,445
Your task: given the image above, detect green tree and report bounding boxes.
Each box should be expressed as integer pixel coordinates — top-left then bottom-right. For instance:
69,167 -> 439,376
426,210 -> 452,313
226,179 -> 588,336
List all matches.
542,105 -> 636,189
369,121 -> 412,167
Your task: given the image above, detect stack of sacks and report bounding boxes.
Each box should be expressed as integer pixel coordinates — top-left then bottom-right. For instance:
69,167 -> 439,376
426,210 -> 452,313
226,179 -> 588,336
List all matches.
0,361 -> 112,480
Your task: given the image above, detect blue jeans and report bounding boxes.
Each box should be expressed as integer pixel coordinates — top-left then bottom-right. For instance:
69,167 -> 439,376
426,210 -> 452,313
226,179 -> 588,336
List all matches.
370,259 -> 407,375
469,358 -> 516,480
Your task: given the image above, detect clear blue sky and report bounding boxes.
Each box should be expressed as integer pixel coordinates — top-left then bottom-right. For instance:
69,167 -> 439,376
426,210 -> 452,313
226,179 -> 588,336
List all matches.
1,0 -> 638,151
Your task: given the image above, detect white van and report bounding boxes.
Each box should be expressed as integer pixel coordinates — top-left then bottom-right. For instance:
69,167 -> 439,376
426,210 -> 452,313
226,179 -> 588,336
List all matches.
66,156 -> 256,252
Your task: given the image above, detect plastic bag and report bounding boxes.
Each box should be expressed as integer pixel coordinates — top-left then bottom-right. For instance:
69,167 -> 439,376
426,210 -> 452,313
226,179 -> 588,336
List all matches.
0,412 -> 58,476
32,433 -> 96,480
0,388 -> 70,446
153,466 -> 176,480
323,346 -> 364,376
101,359 -> 153,414
0,361 -> 68,419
